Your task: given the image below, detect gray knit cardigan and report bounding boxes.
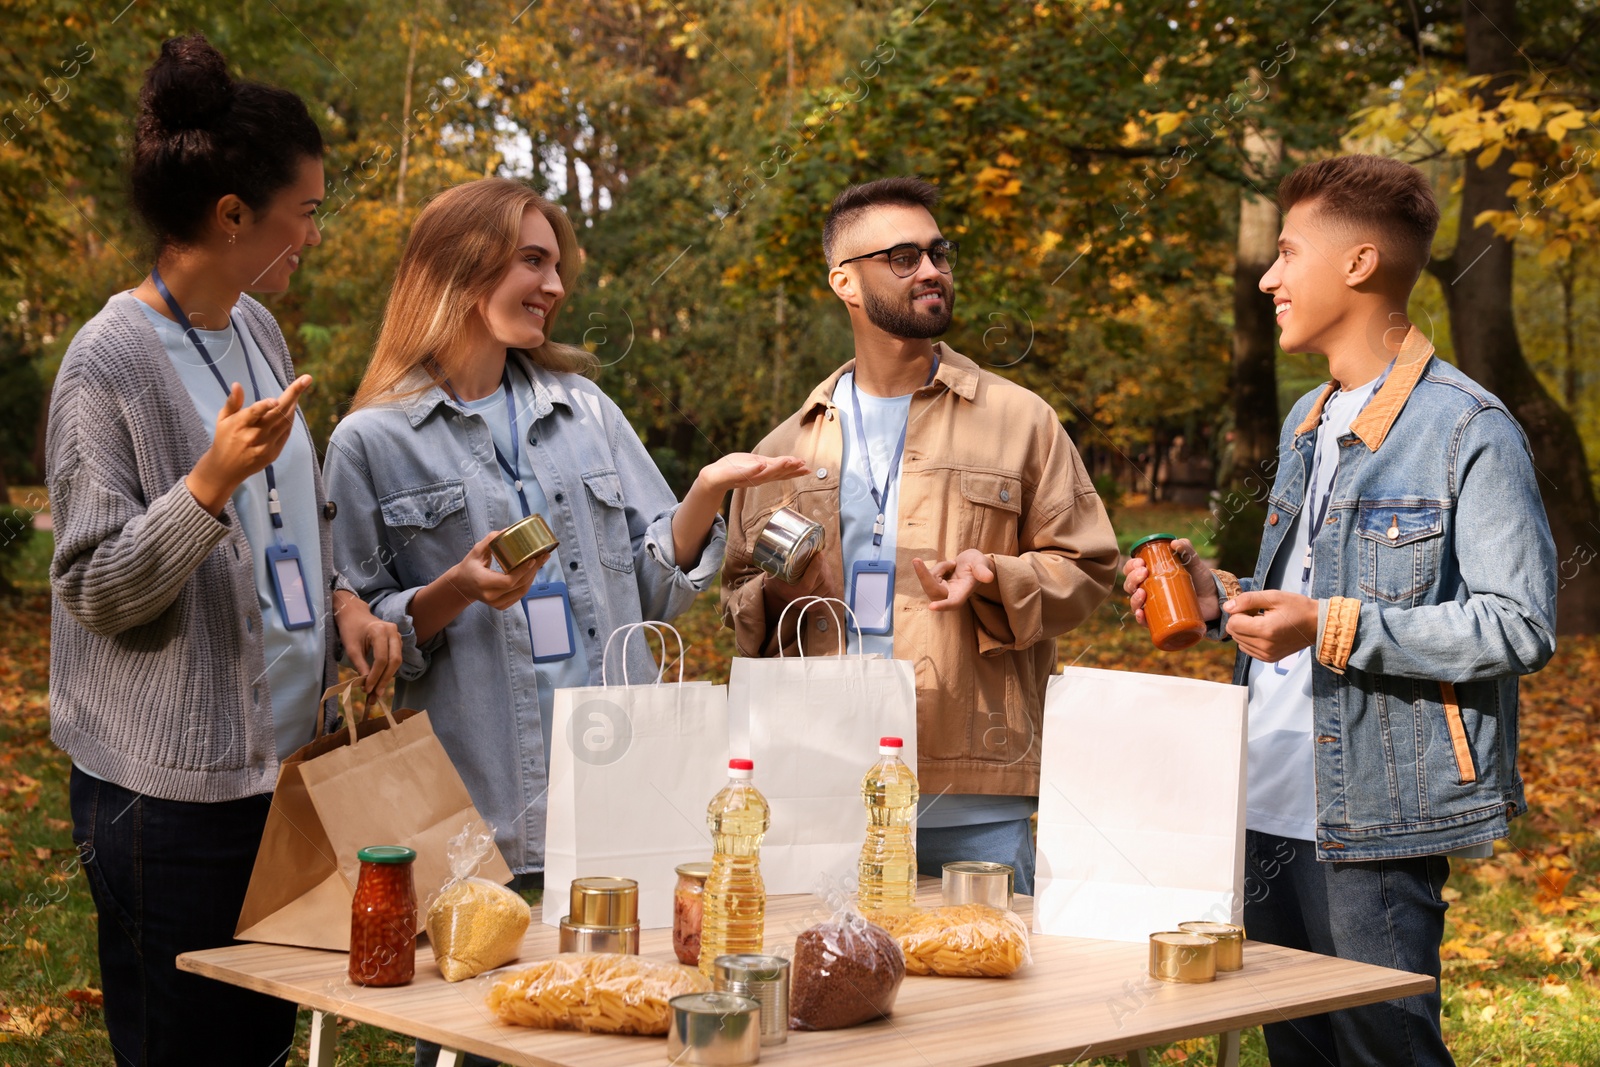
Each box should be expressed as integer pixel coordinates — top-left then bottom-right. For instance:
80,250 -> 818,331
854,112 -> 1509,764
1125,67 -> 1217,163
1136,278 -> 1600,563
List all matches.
47,291 -> 343,803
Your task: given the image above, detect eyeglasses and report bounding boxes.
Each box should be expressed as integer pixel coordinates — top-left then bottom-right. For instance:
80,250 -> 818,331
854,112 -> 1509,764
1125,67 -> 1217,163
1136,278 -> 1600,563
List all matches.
836,240 -> 959,278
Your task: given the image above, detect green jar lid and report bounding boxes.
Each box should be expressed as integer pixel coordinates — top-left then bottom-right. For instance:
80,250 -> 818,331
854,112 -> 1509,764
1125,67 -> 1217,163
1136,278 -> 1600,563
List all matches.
357,845 -> 416,865
1128,533 -> 1180,556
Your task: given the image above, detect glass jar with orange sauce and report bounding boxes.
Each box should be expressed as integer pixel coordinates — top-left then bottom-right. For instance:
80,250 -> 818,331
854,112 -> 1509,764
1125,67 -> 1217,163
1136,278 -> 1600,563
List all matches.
349,845 -> 418,987
1130,534 -> 1206,651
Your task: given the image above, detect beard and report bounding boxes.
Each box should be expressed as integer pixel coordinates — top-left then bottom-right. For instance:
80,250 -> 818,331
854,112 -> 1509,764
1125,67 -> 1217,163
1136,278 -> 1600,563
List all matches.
860,275 -> 955,339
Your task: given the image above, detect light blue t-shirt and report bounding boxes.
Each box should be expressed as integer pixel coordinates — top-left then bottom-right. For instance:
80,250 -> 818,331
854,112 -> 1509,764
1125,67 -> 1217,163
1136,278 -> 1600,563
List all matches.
137,299 -> 325,761
832,372 -> 1036,831
458,362 -> 592,771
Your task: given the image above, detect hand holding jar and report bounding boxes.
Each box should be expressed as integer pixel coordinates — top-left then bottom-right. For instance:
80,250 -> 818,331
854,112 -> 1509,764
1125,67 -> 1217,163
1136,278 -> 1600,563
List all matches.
1123,535 -> 1216,651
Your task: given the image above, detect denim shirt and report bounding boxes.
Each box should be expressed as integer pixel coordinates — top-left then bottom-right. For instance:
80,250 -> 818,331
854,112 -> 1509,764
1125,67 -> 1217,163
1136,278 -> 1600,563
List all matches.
1218,329 -> 1556,861
323,355 -> 726,873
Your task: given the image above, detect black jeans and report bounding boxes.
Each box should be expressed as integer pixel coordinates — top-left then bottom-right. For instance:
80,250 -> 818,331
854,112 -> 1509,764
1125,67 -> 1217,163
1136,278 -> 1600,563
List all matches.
70,767 -> 297,1067
1245,830 -> 1454,1067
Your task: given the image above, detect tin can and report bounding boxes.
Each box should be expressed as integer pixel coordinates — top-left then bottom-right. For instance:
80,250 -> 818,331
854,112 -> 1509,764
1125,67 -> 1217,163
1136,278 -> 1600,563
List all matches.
558,876 -> 639,954
667,992 -> 761,1066
941,860 -> 1015,911
713,954 -> 790,1046
1178,921 -> 1244,971
490,513 -> 559,571
752,507 -> 824,584
1149,931 -> 1217,983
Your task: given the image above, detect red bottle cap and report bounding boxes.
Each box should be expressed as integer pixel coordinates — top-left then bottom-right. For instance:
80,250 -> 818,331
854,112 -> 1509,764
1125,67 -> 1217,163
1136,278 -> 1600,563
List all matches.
729,758 -> 754,771
879,737 -> 903,748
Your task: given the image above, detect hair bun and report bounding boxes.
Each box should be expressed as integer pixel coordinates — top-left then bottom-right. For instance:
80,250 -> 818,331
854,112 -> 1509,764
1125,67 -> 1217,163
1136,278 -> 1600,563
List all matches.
141,34 -> 235,131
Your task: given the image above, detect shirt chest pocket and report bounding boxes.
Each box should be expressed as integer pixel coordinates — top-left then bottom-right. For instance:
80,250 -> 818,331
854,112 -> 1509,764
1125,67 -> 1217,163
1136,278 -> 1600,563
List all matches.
582,468 -> 635,573
377,480 -> 471,589
957,470 -> 1022,555
1357,504 -> 1444,605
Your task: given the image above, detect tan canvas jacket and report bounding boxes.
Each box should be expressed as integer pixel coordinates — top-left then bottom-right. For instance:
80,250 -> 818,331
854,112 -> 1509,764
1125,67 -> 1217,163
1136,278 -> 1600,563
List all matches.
721,344 -> 1119,797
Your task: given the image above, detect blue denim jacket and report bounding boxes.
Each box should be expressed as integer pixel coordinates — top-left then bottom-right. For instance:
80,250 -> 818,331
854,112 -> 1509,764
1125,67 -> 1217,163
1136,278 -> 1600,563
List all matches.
323,354 -> 725,873
1219,328 -> 1556,861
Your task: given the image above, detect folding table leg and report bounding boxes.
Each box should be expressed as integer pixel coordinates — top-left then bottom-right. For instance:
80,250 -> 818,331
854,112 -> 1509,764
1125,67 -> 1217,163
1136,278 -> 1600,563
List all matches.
1125,1049 -> 1152,1067
1217,1029 -> 1241,1067
308,1010 -> 337,1067
436,1051 -> 464,1067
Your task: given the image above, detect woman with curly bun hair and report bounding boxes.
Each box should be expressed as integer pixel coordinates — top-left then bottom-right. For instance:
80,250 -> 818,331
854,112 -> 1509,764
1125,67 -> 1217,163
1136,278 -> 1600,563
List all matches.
46,35 -> 400,1065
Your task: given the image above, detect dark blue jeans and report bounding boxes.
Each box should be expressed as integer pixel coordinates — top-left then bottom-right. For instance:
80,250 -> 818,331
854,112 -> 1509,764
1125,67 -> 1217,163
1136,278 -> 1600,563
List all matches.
916,816 -> 1036,896
1244,830 -> 1454,1067
70,767 -> 297,1067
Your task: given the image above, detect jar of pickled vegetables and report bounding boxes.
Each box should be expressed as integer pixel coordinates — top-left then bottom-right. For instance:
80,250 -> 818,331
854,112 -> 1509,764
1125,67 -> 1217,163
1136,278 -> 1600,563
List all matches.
1130,534 -> 1206,652
673,861 -> 712,966
349,845 -> 418,986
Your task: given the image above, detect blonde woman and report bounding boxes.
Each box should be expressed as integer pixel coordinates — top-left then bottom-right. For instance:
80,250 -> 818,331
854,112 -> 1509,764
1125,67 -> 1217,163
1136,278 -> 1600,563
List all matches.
324,178 -> 803,894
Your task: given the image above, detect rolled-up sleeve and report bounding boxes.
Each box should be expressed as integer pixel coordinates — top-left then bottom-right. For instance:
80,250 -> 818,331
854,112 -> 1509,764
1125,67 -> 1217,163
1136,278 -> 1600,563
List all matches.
969,426 -> 1119,654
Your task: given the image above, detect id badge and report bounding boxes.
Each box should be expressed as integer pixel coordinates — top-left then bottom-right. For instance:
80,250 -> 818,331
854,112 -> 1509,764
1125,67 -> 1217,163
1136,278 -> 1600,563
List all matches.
849,559 -> 895,635
523,581 -> 577,662
265,542 -> 316,630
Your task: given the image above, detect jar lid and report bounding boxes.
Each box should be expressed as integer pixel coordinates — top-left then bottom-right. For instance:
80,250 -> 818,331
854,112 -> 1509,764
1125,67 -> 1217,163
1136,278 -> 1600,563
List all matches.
1128,533 -> 1180,555
675,861 -> 714,880
357,845 -> 416,865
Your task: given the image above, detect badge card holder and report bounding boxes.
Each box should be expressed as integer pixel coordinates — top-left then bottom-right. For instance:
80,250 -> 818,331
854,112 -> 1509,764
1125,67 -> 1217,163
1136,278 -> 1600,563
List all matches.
265,542 -> 316,630
524,581 -> 577,663
849,558 -> 895,636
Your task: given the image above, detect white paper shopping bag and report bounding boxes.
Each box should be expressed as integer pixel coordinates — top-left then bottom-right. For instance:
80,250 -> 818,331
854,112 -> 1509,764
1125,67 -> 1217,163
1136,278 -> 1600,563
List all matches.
544,623 -> 728,930
726,598 -> 917,896
1034,666 -> 1247,942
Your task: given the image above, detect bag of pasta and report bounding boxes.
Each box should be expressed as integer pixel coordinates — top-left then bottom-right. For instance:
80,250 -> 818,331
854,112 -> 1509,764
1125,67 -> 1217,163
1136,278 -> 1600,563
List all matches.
790,887 -> 905,1031
425,825 -> 531,982
487,953 -> 711,1035
872,903 -> 1031,977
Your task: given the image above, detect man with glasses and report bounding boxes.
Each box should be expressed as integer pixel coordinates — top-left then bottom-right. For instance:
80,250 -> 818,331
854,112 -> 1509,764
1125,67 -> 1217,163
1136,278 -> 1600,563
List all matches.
722,177 -> 1119,893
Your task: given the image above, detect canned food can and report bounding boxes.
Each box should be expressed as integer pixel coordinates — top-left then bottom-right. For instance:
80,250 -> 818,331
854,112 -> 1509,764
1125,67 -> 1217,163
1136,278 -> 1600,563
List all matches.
1178,921 -> 1244,971
490,513 -> 559,570
941,860 -> 1015,911
751,507 -> 824,584
713,954 -> 790,1046
667,992 -> 761,1065
1148,931 -> 1217,983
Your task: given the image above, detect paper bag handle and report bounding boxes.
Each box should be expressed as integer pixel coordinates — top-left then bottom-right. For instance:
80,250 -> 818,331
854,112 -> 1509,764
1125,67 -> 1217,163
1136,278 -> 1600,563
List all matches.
601,622 -> 686,686
317,677 -> 399,745
776,596 -> 862,658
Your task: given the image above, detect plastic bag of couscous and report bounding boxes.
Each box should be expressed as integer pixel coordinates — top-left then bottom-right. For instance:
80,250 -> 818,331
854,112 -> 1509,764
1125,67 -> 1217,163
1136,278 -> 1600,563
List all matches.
426,825 -> 531,982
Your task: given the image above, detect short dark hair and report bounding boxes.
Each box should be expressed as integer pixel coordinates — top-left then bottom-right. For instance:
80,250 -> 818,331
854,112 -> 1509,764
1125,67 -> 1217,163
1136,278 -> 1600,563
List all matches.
1277,155 -> 1440,281
131,34 -> 324,248
823,176 -> 940,266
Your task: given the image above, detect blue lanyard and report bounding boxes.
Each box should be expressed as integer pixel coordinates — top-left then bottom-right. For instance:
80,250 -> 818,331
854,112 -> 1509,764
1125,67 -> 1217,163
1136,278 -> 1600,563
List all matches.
492,367 -> 534,519
1300,361 -> 1394,584
848,356 -> 939,552
151,267 -> 286,537
448,364 -> 535,520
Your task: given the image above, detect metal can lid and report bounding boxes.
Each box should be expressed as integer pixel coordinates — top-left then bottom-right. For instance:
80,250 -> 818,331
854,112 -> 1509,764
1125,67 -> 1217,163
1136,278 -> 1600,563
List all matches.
670,991 -> 761,1015
1128,533 -> 1180,556
356,845 -> 416,865
714,954 -> 791,983
675,861 -> 714,880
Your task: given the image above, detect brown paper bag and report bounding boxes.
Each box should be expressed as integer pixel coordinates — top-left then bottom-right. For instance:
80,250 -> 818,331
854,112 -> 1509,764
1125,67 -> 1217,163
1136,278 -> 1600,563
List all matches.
235,679 -> 513,950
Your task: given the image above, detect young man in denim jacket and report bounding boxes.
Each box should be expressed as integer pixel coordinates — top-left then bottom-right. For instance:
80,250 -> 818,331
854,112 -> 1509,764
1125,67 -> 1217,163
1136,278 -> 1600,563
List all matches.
1124,155 -> 1556,1065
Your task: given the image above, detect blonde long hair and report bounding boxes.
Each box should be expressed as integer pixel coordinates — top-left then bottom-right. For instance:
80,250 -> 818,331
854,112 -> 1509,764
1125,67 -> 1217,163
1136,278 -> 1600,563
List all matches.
350,178 -> 595,412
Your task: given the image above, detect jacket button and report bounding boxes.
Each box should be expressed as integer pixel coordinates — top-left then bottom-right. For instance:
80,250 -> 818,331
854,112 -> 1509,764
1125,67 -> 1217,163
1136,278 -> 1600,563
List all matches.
569,561 -> 578,571
816,468 -> 829,479
1268,513 -> 1279,526
323,501 -> 337,520
587,627 -> 596,638
816,618 -> 829,632
999,490 -> 1011,503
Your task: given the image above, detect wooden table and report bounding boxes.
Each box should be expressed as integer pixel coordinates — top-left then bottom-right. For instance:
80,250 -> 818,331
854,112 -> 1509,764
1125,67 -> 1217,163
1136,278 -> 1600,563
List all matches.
179,881 -> 1432,1066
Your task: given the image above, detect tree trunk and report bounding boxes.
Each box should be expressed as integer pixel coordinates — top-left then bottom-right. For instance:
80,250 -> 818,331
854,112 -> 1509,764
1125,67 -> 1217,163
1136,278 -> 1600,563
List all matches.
1430,0 -> 1600,633
395,4 -> 421,207
1217,127 -> 1282,573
